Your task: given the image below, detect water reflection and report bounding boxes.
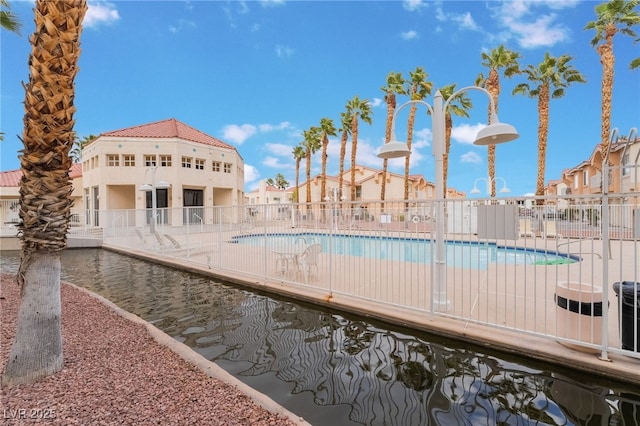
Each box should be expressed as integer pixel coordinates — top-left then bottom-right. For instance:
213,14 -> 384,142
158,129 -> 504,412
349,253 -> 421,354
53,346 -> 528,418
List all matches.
1,249 -> 638,425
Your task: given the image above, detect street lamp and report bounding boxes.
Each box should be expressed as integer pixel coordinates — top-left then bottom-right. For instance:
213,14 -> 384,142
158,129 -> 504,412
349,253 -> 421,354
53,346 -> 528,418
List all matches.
138,166 -> 170,234
470,177 -> 510,195
376,87 -> 519,311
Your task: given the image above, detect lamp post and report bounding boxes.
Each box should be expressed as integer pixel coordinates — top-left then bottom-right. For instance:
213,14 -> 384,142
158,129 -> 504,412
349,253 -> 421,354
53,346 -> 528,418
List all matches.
470,177 -> 510,196
138,166 -> 170,234
377,87 -> 519,311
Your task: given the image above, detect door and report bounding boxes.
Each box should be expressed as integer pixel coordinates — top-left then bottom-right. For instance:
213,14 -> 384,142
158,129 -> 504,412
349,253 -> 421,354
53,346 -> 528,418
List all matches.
183,189 -> 203,224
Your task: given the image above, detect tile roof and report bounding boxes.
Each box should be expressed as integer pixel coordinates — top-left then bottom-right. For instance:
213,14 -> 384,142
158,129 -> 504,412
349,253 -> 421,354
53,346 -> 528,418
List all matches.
101,118 -> 235,150
0,163 -> 82,187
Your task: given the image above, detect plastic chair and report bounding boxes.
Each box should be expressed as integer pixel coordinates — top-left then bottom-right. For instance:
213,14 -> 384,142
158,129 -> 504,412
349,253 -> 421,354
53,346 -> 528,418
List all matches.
297,243 -> 322,283
543,220 -> 562,239
519,219 -> 535,238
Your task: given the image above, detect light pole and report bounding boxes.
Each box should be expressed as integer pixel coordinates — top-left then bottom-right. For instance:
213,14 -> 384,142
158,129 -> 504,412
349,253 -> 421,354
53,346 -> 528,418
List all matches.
138,166 -> 170,234
470,177 -> 510,195
377,87 -> 519,311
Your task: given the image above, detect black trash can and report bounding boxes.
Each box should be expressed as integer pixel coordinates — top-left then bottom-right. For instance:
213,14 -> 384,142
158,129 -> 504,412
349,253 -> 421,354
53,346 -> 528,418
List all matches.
613,281 -> 640,351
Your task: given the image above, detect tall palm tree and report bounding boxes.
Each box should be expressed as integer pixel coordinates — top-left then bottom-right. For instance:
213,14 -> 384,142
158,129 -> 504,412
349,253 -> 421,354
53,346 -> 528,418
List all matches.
513,53 -> 586,199
585,0 -> 640,154
318,117 -> 337,203
475,45 -> 521,196
302,126 -> 322,203
404,67 -> 432,201
348,96 -> 372,201
439,84 -> 472,197
337,109 -> 353,200
292,145 -> 305,203
380,71 -> 406,202
3,0 -> 87,387
1,0 -> 22,34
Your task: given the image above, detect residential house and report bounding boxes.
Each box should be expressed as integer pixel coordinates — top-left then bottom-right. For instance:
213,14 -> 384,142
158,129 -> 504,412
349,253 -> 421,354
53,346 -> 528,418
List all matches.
1,118 -> 244,228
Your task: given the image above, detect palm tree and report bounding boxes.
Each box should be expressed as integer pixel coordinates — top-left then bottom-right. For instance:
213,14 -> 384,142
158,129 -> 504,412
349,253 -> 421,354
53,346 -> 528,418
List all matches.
1,0 -> 22,34
475,45 -> 521,196
337,109 -> 353,200
404,67 -> 432,201
3,0 -> 87,387
292,145 -> 305,203
70,133 -> 97,163
318,117 -> 337,203
513,53 -> 586,199
380,71 -> 406,203
585,0 -> 640,154
439,84 -> 472,197
302,126 -> 321,203
348,96 -> 373,201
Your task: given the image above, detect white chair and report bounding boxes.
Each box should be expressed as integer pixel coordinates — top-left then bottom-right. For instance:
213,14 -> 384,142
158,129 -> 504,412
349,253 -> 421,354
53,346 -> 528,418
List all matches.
519,219 -> 535,238
135,229 -> 149,248
296,243 -> 322,283
543,220 -> 562,239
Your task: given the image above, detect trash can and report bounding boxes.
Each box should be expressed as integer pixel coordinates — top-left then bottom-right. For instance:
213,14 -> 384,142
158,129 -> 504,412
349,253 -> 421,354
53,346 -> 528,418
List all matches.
613,281 -> 640,351
555,281 -> 604,350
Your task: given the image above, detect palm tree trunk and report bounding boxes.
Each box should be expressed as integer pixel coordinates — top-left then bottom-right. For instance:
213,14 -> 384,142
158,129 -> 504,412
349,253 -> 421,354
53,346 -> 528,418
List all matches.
380,94 -> 396,206
338,130 -> 347,200
321,135 -> 328,203
598,41 -> 614,154
536,84 -> 550,199
306,150 -> 311,203
3,0 -> 87,387
404,103 -> 417,201
350,115 -> 359,201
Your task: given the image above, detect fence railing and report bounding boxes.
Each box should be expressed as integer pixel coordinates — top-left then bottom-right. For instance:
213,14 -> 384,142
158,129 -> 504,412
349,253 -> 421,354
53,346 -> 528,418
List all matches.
94,194 -> 640,363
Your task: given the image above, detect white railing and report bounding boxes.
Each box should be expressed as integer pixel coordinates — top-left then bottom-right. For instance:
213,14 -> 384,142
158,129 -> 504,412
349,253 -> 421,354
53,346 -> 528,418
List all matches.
87,194 -> 640,361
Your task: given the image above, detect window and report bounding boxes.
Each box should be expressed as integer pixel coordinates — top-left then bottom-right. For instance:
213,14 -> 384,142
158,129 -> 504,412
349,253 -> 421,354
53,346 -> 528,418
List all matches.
182,156 -> 192,168
144,155 -> 156,167
107,154 -> 119,167
212,161 -> 221,172
574,175 -> 579,189
123,155 -> 135,167
355,185 -> 362,199
195,158 -> 205,170
224,163 -> 232,173
622,153 -> 630,176
160,155 -> 172,167
583,170 -> 589,186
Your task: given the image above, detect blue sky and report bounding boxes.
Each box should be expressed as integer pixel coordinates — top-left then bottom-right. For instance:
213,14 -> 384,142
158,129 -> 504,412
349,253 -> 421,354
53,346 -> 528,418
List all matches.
1,0 -> 639,197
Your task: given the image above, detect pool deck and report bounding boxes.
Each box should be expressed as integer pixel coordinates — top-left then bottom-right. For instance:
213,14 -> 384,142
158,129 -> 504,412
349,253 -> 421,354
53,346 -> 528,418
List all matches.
99,227 -> 640,387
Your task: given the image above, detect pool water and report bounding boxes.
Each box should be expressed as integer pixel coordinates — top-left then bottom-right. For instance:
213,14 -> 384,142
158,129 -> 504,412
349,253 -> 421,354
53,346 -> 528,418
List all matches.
233,233 -> 577,270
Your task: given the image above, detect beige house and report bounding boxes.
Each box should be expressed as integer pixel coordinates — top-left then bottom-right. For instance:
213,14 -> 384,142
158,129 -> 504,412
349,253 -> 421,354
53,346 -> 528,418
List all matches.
294,164 -> 459,204
1,118 -> 244,228
245,180 -> 294,220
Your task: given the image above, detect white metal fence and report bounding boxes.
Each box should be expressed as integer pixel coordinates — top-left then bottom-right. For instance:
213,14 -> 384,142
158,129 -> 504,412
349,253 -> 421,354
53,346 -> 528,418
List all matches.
90,194 -> 640,362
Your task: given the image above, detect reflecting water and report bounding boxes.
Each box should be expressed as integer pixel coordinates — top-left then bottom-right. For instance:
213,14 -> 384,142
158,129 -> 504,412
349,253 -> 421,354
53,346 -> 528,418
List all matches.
1,249 -> 638,425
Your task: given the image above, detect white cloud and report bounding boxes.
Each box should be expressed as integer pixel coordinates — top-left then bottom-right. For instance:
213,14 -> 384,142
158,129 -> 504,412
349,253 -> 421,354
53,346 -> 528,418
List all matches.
262,156 -> 286,168
244,164 -> 260,183
85,1 -> 120,28
264,142 -> 294,157
169,19 -> 196,34
401,30 -> 418,40
403,0 -> 426,12
452,123 -> 486,145
370,98 -> 383,108
506,14 -> 570,48
495,1 -> 573,49
460,151 -> 482,164
412,128 -> 432,149
222,124 -> 257,144
259,121 -> 291,132
275,45 -> 295,58
260,0 -> 285,7
452,12 -> 479,31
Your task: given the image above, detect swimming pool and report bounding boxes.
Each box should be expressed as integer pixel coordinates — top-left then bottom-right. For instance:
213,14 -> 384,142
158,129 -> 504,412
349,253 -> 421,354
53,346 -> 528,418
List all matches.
232,233 -> 578,270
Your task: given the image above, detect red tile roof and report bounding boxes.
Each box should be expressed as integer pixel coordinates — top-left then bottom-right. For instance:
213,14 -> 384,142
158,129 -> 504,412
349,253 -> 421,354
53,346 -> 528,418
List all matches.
101,118 -> 235,150
0,163 -> 82,187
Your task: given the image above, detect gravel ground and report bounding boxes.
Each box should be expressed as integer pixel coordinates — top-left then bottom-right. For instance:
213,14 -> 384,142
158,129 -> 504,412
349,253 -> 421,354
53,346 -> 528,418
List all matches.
0,273 -> 303,425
